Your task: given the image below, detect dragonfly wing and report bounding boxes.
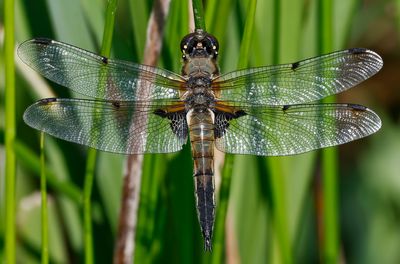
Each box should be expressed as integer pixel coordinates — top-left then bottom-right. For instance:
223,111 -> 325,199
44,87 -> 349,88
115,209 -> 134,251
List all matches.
214,103 -> 381,156
213,49 -> 383,105
23,99 -> 188,154
18,38 -> 185,101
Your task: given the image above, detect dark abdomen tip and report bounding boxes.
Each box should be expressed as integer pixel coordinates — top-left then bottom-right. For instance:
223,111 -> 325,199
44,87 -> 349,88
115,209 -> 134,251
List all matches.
204,237 -> 212,251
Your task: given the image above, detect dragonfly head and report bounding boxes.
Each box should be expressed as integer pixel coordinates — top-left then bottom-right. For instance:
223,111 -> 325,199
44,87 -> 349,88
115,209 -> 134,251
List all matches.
181,29 -> 219,60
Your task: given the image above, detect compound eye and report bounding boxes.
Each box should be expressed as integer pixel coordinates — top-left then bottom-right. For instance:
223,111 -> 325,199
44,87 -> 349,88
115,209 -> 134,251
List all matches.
180,33 -> 193,52
209,36 -> 219,52
180,40 -> 188,52
181,37 -> 198,56
205,35 -> 219,57
203,40 -> 213,54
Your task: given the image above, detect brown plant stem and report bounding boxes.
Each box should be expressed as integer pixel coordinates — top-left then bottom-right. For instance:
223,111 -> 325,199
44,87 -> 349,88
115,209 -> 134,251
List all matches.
113,0 -> 171,263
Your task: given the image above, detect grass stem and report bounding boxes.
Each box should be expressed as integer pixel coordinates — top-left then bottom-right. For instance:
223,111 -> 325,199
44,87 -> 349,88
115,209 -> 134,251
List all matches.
317,1 -> 339,263
192,0 -> 206,30
83,1 -> 119,263
4,0 -> 17,262
213,0 -> 258,262
268,0 -> 292,263
40,133 -> 49,264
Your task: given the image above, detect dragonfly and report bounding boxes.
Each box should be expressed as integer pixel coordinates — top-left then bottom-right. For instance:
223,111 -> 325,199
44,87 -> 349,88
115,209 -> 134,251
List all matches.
19,29 -> 383,251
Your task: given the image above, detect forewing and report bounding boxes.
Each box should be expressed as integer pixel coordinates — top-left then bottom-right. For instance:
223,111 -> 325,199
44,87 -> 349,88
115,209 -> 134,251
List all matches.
23,99 -> 188,154
18,38 -> 185,101
215,103 -> 381,156
213,49 -> 383,105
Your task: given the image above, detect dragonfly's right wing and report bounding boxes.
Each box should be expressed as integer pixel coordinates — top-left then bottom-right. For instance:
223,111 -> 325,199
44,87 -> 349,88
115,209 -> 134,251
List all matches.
18,38 -> 185,101
23,98 -> 188,154
214,103 -> 381,156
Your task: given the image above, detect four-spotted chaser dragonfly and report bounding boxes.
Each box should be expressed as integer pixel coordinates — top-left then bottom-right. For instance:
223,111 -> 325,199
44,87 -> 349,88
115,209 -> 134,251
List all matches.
19,29 -> 383,251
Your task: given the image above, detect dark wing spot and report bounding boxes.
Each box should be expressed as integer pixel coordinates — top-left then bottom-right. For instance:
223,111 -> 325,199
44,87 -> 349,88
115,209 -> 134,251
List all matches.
282,105 -> 290,111
112,101 -> 121,109
33,38 -> 52,45
348,48 -> 367,55
101,56 -> 109,64
38,98 -> 57,105
291,61 -> 300,70
348,103 -> 367,112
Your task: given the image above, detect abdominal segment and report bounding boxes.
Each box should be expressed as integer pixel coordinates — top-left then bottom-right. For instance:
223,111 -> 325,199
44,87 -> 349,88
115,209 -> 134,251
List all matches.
187,108 -> 216,250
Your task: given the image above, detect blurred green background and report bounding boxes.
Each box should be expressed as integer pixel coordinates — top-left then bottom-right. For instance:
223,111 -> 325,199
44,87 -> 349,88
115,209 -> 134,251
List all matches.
1,0 -> 400,263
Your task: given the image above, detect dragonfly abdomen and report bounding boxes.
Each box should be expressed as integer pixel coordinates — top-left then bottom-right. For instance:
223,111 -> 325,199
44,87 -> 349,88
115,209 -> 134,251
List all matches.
187,108 -> 216,251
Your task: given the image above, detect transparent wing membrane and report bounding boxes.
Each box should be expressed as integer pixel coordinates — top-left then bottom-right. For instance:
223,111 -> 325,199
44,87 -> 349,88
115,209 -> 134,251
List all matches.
18,38 -> 185,101
215,103 -> 381,156
213,49 -> 383,105
23,98 -> 187,154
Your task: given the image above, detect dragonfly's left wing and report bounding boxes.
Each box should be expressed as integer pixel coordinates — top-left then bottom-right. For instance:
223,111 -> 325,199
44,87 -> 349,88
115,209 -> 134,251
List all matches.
212,48 -> 382,105
214,103 -> 381,156
23,99 -> 188,154
18,38 -> 185,101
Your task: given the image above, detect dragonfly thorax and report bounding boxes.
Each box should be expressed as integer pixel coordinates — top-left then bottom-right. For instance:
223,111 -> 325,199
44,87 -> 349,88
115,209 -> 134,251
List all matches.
187,75 -> 212,88
182,57 -> 219,78
184,74 -> 215,110
184,92 -> 215,111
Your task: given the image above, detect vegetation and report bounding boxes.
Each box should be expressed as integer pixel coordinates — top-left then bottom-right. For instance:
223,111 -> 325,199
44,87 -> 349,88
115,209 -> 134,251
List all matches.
1,0 -> 399,263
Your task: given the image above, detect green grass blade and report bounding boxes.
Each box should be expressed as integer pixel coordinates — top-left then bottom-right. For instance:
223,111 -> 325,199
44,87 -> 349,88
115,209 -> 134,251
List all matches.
81,0 -> 105,45
211,153 -> 233,263
204,0 -> 233,57
212,0 -> 257,262
267,157 -> 292,264
40,133 -> 49,264
13,140 -> 82,202
192,0 -> 206,30
83,151 -> 96,264
100,0 -> 119,55
83,1 -> 119,263
267,1 -> 292,263
4,0 -> 17,262
46,0 -> 94,48
134,155 -> 167,262
128,0 -> 149,62
317,1 -> 339,263
237,0 -> 257,68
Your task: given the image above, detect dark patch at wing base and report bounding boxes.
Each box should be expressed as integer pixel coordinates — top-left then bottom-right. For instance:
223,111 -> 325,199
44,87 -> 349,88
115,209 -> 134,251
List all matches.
154,109 -> 188,140
214,109 -> 247,138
